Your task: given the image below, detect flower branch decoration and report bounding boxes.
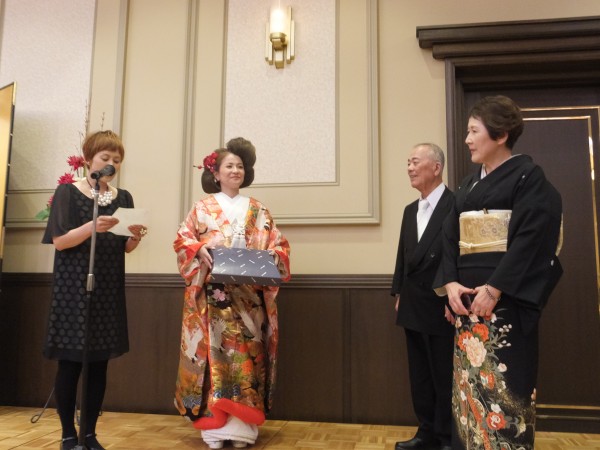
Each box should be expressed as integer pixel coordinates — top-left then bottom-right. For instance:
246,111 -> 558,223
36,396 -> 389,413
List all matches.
35,154 -> 87,221
194,151 -> 218,174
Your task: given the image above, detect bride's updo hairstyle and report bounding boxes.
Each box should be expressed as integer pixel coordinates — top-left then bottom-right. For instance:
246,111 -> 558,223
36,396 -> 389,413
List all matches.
201,137 -> 257,194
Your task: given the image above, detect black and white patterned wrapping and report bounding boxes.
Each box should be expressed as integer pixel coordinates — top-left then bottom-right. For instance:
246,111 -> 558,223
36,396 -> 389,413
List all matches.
209,247 -> 282,286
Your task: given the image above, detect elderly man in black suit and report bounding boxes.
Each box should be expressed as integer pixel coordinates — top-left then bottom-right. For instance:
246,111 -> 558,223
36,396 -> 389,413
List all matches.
391,143 -> 454,450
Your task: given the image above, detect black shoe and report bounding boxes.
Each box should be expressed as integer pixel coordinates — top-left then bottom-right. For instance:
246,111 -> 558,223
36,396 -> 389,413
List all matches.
394,436 -> 438,450
84,433 -> 106,450
60,436 -> 78,450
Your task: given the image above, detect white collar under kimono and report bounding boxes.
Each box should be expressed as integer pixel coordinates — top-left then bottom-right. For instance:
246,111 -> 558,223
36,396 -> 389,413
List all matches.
214,192 -> 250,248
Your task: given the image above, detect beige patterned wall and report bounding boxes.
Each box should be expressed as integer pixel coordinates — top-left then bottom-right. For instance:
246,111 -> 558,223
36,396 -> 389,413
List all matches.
228,0 -> 379,224
0,0 -> 95,192
3,0 -> 600,275
224,0 -> 336,185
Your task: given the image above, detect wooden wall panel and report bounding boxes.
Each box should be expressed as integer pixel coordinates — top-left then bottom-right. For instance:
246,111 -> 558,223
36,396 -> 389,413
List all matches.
269,288 -> 347,422
350,290 -> 415,426
0,273 -> 598,432
0,276 -> 56,408
103,285 -> 183,414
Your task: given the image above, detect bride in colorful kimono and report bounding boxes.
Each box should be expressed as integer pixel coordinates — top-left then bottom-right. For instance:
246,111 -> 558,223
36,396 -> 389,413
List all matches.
434,96 -> 562,450
173,137 -> 291,449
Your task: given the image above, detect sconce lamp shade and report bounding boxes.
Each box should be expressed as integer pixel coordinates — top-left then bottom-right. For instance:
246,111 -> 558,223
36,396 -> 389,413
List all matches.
265,5 -> 294,69
270,8 -> 286,34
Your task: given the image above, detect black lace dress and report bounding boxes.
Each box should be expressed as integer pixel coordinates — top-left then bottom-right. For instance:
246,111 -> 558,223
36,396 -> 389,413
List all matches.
42,183 -> 134,362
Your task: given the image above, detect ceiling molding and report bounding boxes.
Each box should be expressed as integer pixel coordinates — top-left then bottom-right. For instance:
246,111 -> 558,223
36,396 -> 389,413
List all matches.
416,16 -> 600,60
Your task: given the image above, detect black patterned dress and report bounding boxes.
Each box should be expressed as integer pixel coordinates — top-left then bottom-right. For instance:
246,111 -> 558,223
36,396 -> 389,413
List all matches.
42,183 -> 134,362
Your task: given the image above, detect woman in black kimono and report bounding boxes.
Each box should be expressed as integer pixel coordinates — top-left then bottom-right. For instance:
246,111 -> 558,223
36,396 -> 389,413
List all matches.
434,96 -> 563,450
43,131 -> 148,450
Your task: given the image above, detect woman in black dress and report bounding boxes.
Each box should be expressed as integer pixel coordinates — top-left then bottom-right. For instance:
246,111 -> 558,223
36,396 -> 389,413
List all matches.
435,96 -> 563,449
42,130 -> 147,450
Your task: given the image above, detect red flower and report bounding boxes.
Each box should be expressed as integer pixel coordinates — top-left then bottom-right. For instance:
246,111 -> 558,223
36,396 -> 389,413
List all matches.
57,173 -> 76,185
67,155 -> 85,171
47,195 -> 54,207
472,323 -> 489,342
486,411 -> 506,430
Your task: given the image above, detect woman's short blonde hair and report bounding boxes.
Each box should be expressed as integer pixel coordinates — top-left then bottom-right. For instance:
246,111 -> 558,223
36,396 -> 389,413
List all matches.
82,130 -> 125,165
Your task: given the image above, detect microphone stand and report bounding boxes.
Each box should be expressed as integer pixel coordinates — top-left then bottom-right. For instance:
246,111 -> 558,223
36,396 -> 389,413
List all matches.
74,178 -> 101,450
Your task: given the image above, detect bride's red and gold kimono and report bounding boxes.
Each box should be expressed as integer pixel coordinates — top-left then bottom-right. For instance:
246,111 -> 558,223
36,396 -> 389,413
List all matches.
173,195 -> 290,430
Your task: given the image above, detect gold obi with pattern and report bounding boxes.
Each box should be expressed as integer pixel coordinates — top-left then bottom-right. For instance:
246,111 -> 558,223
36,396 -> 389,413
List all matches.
459,210 -> 511,255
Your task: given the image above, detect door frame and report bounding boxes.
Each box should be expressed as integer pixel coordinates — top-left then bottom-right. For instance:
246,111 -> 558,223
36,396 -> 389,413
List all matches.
416,16 -> 600,432
417,16 -> 600,189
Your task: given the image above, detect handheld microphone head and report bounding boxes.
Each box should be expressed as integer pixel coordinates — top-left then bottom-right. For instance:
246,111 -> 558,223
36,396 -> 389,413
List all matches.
90,164 -> 116,180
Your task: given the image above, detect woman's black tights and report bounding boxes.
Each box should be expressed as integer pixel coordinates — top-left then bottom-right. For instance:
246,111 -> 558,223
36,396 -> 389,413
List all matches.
55,359 -> 108,440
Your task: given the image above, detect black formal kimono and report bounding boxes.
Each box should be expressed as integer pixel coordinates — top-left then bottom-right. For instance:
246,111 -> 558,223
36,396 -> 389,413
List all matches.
391,186 -> 455,446
434,154 -> 562,450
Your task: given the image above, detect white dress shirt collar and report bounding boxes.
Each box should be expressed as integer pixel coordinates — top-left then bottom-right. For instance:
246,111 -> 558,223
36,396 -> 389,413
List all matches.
420,182 -> 445,211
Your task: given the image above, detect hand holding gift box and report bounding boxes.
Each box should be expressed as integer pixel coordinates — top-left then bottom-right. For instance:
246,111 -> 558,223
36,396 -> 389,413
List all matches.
208,247 -> 282,286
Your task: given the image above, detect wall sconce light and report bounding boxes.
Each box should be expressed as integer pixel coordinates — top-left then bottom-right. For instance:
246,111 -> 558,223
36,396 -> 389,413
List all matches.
265,5 -> 295,69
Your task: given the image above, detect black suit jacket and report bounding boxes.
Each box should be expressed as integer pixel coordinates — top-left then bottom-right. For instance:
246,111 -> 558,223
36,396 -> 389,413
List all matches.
391,187 -> 454,336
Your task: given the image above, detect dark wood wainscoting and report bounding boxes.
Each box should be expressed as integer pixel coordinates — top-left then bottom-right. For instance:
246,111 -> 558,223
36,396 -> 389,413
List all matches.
0,273 -> 598,432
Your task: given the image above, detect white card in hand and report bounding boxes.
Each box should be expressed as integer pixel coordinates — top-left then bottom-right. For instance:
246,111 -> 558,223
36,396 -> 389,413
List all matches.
109,208 -> 149,236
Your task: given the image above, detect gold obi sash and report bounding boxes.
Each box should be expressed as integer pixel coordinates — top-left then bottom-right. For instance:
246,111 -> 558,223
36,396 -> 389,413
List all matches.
459,210 -> 511,255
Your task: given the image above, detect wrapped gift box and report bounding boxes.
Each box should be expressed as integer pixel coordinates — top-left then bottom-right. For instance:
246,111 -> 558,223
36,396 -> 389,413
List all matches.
209,247 -> 282,286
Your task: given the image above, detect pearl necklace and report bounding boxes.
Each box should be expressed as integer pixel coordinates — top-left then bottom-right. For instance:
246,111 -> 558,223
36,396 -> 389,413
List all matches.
87,179 -> 114,206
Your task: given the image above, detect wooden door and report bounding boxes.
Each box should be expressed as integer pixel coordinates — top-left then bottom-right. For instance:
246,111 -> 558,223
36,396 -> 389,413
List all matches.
462,89 -> 600,411
417,16 -> 600,429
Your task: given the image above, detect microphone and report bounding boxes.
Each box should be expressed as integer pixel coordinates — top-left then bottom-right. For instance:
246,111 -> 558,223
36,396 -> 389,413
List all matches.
90,164 -> 116,180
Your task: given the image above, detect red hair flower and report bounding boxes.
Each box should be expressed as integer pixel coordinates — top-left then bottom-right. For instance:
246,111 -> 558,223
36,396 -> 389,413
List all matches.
195,151 -> 218,174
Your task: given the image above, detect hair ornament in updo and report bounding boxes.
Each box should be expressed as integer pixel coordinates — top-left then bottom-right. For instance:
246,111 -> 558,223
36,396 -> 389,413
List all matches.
195,151 -> 218,174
